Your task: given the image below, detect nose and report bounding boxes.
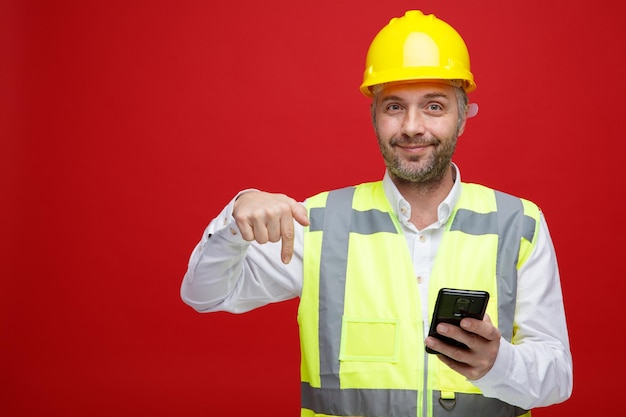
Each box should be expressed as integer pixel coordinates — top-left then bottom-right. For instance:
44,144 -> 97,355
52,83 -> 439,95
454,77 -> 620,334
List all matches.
402,107 -> 425,137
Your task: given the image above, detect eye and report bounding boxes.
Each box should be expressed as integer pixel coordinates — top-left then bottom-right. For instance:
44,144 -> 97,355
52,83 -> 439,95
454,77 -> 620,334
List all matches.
385,103 -> 403,112
427,103 -> 443,112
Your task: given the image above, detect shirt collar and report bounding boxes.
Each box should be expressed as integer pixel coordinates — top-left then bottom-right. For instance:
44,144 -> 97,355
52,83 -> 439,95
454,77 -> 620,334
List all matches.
382,163 -> 463,228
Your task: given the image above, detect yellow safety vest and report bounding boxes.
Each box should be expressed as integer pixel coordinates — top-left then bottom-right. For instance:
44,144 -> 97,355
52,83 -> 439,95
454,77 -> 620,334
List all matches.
299,181 -> 539,417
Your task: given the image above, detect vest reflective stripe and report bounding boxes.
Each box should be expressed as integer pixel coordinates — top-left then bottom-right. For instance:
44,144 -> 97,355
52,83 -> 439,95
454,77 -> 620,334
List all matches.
432,392 -> 529,417
301,382 -> 417,417
316,186 -> 357,388
301,182 -> 536,417
449,190 -> 537,341
301,383 -> 529,417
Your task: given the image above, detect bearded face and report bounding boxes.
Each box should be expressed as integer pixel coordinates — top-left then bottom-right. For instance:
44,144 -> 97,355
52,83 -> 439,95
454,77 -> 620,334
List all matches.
371,82 -> 465,186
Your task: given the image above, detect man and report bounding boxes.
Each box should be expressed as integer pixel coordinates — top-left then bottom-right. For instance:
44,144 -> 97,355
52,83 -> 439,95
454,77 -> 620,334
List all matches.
181,10 -> 573,417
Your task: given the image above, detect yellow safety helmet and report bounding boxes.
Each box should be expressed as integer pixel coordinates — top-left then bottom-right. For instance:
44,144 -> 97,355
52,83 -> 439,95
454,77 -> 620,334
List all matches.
360,10 -> 476,97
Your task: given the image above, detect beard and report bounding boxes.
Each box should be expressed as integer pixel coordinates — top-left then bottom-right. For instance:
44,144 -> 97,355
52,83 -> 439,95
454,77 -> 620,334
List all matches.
377,134 -> 458,186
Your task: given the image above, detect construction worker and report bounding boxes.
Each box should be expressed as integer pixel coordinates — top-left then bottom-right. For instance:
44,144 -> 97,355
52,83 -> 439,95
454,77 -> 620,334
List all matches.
181,10 -> 573,416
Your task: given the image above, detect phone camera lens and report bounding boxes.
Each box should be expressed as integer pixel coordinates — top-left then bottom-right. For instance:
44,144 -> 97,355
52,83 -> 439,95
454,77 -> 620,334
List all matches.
454,298 -> 471,315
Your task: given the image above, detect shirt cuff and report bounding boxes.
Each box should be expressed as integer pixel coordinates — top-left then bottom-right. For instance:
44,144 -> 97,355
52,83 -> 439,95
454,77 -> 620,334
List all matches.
205,189 -> 260,243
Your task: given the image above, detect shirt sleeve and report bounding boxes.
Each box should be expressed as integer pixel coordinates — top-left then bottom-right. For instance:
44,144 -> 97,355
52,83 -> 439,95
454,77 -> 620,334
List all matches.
180,191 -> 304,314
471,213 -> 573,409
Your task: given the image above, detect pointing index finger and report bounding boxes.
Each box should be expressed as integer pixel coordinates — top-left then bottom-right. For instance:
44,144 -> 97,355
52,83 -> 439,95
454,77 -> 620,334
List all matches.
280,199 -> 309,264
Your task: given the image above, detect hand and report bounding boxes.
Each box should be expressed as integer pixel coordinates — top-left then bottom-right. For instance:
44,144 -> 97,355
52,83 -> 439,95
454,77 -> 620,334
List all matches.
233,191 -> 309,264
425,314 -> 501,380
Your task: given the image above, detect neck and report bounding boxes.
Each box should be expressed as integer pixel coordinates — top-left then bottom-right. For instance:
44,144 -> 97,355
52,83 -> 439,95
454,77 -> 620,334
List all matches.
391,166 -> 455,230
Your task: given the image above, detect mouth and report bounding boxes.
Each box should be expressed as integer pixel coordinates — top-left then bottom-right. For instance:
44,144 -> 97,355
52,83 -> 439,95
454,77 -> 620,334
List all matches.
394,140 -> 436,155
397,142 -> 432,149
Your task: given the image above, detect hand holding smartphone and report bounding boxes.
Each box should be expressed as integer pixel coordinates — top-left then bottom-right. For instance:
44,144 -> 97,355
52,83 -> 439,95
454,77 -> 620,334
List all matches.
426,288 -> 490,354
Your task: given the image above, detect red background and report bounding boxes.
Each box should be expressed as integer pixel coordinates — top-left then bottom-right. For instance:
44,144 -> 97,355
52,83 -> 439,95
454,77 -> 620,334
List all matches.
2,0 -> 623,415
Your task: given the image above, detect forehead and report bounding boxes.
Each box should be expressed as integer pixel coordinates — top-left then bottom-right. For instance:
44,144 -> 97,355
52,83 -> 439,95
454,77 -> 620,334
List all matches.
379,81 -> 456,100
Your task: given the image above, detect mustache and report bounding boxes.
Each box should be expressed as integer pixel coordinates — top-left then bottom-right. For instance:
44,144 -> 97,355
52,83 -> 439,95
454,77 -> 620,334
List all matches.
390,136 -> 439,146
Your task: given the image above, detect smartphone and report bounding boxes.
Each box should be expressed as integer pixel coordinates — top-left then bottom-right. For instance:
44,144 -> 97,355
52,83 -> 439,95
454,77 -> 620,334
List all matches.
425,288 -> 490,354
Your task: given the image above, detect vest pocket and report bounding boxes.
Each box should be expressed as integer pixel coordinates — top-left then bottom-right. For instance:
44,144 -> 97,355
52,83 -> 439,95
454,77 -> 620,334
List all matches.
339,317 -> 399,363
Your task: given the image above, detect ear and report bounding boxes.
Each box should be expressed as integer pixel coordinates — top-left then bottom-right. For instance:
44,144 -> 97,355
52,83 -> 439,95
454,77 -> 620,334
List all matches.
467,103 -> 479,118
